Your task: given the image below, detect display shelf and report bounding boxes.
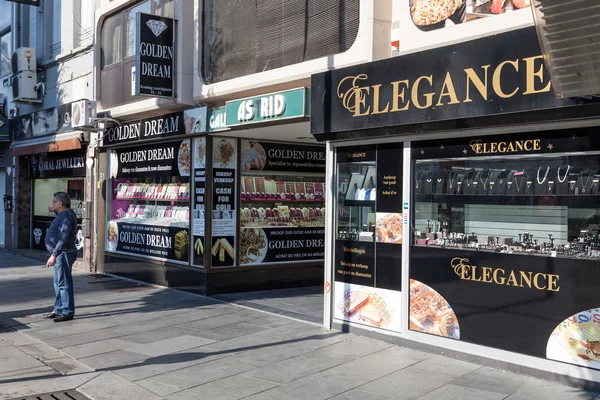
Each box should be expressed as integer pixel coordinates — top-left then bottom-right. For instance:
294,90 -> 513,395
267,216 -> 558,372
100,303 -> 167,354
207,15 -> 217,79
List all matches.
343,200 -> 375,207
115,197 -> 189,202
415,194 -> 600,207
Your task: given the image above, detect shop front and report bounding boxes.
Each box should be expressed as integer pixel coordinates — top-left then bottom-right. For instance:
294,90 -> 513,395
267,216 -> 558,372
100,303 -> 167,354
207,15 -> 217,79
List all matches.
311,27 -> 600,384
101,89 -> 326,297
10,101 -> 93,263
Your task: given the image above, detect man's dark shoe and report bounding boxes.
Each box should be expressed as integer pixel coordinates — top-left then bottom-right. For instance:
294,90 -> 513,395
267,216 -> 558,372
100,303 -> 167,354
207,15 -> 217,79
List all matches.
43,311 -> 59,319
53,315 -> 74,323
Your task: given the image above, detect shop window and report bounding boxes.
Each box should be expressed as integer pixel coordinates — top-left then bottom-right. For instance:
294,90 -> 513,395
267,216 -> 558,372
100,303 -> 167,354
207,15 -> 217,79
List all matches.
0,0 -> 11,79
100,0 -> 177,107
33,178 -> 84,218
413,153 -> 600,259
202,0 -> 360,84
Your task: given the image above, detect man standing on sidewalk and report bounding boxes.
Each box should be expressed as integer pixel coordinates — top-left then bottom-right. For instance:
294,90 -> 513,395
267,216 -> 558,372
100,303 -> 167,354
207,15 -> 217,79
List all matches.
44,192 -> 78,322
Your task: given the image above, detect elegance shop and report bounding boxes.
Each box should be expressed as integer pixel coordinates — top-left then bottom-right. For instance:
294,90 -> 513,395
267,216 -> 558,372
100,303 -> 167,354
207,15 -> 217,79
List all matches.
311,27 -> 600,386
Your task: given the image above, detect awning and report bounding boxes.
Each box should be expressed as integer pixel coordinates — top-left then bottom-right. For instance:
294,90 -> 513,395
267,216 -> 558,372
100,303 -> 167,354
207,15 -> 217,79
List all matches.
10,132 -> 83,156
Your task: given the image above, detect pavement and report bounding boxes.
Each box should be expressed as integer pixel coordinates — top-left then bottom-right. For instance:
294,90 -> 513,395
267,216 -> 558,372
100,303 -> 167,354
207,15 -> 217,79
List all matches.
0,254 -> 598,400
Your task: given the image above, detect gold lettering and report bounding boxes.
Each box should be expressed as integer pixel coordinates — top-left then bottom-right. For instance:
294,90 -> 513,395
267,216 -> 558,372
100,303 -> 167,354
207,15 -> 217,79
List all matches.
547,274 -> 560,292
492,60 -> 519,98
524,140 -> 533,151
533,273 -> 547,290
390,80 -> 410,112
519,271 -> 533,288
515,141 -> 523,152
354,87 -> 371,116
475,143 -> 483,153
481,267 -> 493,283
470,265 -> 482,281
436,72 -> 460,106
464,66 -> 490,102
523,56 -> 552,95
490,142 -> 498,153
533,139 -> 541,150
507,270 -> 519,286
507,142 -> 516,152
371,84 -> 390,114
498,142 -> 506,152
412,75 -> 434,109
493,268 -> 506,285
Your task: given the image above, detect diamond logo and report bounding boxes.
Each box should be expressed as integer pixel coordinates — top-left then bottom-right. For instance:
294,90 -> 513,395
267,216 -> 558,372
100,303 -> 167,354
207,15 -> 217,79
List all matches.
146,19 -> 168,37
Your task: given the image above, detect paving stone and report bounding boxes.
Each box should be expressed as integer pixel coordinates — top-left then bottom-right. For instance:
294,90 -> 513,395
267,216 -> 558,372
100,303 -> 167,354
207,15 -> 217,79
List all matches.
78,350 -> 149,370
134,377 -> 182,397
0,365 -> 58,383
303,336 -> 394,363
416,383 -> 506,400
42,327 -> 130,348
357,365 -> 459,400
166,374 -> 278,400
126,335 -> 215,357
44,356 -> 95,375
17,342 -> 66,362
328,390 -> 397,399
0,371 -> 101,400
79,371 -> 163,400
0,331 -> 41,346
192,322 -> 271,341
452,366 -> 535,394
411,355 -> 481,378
119,326 -> 204,344
60,337 -> 139,359
0,346 -> 45,374
177,313 -> 252,331
504,380 -> 599,400
242,354 -> 346,384
138,358 -> 253,391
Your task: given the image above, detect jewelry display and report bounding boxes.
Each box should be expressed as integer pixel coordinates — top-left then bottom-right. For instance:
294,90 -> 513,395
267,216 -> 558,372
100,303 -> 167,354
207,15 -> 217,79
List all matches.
579,169 -> 593,193
479,169 -> 489,191
557,165 -> 570,183
537,166 -> 550,185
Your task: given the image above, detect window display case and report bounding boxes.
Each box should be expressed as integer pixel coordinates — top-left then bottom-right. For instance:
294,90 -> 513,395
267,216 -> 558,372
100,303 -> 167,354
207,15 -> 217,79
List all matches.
413,153 -> 600,260
336,161 -> 376,242
106,140 -> 191,263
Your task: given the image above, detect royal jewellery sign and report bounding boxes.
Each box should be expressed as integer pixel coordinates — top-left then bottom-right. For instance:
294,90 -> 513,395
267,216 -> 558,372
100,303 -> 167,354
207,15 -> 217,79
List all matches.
135,13 -> 175,98
310,27 -> 600,140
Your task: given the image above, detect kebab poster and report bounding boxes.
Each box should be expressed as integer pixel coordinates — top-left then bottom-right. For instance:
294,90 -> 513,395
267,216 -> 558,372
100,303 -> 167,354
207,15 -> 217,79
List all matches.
240,140 -> 325,173
212,137 -> 237,267
240,227 -> 325,265
192,137 -> 206,267
334,282 -> 402,333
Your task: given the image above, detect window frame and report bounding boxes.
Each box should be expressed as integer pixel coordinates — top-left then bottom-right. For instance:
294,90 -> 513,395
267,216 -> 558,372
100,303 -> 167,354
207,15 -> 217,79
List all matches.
0,1 -> 11,80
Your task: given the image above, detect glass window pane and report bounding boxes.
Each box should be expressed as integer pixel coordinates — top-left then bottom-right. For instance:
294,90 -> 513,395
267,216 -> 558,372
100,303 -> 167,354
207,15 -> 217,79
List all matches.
52,0 -> 62,56
154,0 -> 177,18
102,14 -> 123,67
126,1 -> 151,58
0,1 -> 11,30
0,32 -> 11,78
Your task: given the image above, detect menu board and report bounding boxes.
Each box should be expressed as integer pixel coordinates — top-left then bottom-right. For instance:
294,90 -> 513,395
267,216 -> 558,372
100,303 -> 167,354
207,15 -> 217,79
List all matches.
109,140 -> 191,179
240,140 -> 325,173
240,227 -> 324,265
192,137 -> 206,267
212,138 -> 237,267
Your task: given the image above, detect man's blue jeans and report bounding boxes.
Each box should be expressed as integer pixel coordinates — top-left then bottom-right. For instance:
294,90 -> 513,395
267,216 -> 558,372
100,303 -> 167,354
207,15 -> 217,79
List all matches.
53,252 -> 76,316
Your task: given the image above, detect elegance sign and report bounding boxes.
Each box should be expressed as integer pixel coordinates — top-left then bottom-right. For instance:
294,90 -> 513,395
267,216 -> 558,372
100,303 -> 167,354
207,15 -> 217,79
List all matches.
311,27 -> 600,139
469,139 -> 542,154
135,13 -> 175,98
225,88 -> 308,127
451,257 -> 560,292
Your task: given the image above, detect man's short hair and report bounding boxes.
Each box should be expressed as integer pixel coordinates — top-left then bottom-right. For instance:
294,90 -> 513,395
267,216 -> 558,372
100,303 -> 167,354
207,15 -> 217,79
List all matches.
53,192 -> 71,208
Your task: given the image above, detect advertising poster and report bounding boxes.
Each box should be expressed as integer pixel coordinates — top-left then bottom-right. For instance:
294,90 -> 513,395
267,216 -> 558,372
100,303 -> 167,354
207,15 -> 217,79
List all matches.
334,282 -> 402,333
184,108 -> 208,134
240,140 -> 325,173
107,221 -> 189,262
212,138 -> 237,267
409,246 -> 600,370
192,137 -> 206,267
109,140 -> 191,179
334,240 -> 375,287
135,13 -> 174,98
240,227 -> 325,265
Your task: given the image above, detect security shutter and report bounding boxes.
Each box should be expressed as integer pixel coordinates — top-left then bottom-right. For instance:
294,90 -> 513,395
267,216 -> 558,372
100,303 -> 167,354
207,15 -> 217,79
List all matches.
0,172 -> 5,246
203,0 -> 360,83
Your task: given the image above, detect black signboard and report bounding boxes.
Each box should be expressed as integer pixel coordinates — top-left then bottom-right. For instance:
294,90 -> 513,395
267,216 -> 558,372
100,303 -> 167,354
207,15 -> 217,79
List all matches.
409,246 -> 600,363
108,222 -> 189,262
103,112 -> 184,146
336,145 -> 376,164
12,102 -> 74,141
0,117 -> 9,142
240,140 -> 325,173
334,240 -> 375,287
110,140 -> 190,179
240,227 -> 324,265
31,150 -> 86,178
136,13 -> 175,98
311,27 -> 600,141
191,148 -> 206,268
376,143 -> 403,213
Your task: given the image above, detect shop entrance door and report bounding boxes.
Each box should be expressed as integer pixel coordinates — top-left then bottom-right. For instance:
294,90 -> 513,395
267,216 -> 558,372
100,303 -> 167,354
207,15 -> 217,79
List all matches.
0,171 -> 5,246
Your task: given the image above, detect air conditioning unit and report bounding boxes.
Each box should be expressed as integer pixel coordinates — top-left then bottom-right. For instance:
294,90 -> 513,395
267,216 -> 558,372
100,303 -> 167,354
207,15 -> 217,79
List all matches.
71,100 -> 97,128
12,72 -> 39,103
11,47 -> 36,74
